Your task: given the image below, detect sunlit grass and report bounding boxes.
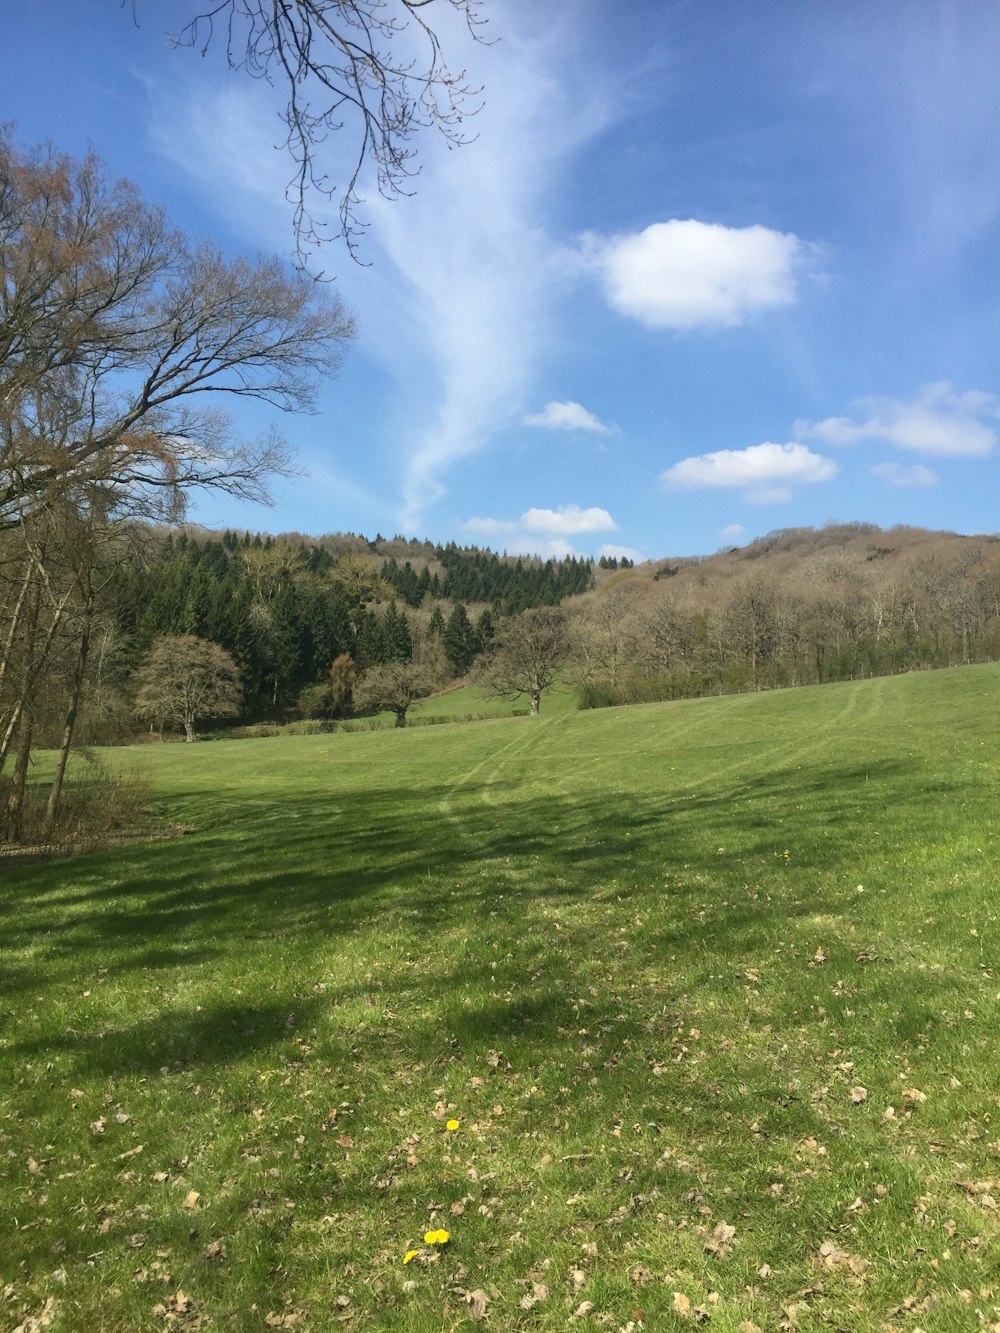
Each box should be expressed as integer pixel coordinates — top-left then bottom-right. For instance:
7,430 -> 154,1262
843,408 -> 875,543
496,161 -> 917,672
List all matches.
2,665 -> 999,1330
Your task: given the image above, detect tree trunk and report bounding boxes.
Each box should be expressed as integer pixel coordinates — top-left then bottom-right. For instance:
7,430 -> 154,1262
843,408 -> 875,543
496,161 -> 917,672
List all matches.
530,689 -> 541,716
184,719 -> 196,741
43,592 -> 93,836
0,569 -> 76,774
0,574 -> 42,776
6,709 -> 34,842
394,709 -> 406,728
0,556 -> 35,713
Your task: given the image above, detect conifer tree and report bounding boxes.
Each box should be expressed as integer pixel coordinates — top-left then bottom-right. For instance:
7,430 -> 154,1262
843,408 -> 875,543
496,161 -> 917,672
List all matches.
381,600 -> 413,662
356,607 -> 384,668
444,602 -> 477,676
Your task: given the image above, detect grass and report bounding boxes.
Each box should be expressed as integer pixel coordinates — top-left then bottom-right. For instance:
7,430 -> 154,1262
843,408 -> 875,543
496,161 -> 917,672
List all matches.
2,664 -> 999,1331
407,680 -> 579,721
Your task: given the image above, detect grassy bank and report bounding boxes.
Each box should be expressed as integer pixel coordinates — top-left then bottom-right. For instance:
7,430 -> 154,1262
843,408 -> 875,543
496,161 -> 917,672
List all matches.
2,665 -> 999,1330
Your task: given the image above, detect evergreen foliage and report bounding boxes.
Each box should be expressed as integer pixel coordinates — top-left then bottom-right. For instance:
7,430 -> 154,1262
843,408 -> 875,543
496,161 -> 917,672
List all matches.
444,602 -> 478,676
379,545 -> 593,609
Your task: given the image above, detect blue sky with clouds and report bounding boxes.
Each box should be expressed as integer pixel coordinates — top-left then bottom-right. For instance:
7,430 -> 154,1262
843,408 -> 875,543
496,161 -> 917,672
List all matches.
8,1 -> 1000,559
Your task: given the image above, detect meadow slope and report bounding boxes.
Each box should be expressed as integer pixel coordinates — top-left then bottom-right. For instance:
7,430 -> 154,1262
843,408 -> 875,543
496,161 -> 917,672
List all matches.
2,666 -> 999,1331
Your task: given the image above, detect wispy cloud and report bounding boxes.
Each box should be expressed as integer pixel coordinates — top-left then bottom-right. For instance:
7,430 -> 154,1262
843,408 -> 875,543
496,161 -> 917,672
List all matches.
360,13 -> 617,530
797,383 -> 999,457
662,442 -> 837,504
581,219 -> 821,331
523,400 -> 614,433
147,75 -> 294,250
146,9 -> 618,533
869,462 -> 937,488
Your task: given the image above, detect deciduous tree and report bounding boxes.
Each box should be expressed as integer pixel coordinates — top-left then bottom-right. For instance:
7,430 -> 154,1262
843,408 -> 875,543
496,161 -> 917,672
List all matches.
484,605 -> 569,716
134,634 -> 242,740
354,660 -> 431,727
0,134 -> 352,835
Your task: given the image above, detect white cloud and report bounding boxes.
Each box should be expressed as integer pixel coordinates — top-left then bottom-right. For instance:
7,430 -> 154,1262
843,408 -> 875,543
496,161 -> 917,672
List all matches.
463,516 -> 519,537
870,462 -> 938,488
463,500 -> 619,555
536,538 -> 580,560
523,400 -> 613,433
598,543 -> 645,563
797,383 -> 999,457
662,442 -> 837,503
584,219 -> 818,330
719,523 -> 746,542
522,504 -> 617,535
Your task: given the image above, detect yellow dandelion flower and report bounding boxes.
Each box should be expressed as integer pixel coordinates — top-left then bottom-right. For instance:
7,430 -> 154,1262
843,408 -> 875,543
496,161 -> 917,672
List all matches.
423,1228 -> 450,1245
446,1119 -> 460,1131
403,1249 -> 420,1264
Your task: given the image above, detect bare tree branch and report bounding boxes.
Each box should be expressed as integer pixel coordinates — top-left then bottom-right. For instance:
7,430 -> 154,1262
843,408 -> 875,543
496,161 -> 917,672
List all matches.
162,0 -> 489,263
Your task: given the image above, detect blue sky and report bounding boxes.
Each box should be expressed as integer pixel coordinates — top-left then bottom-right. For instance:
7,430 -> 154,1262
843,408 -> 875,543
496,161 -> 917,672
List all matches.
8,1 -> 1000,559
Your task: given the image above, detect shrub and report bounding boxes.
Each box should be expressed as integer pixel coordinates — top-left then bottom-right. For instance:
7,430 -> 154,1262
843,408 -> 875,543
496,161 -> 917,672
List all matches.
1,762 -> 151,852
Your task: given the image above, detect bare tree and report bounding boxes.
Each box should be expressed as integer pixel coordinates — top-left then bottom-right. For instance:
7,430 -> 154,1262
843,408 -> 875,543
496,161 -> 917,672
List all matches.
0,134 -> 353,836
484,606 -> 570,716
572,590 -> 642,693
165,0 -> 489,260
354,659 -> 431,727
134,635 -> 242,740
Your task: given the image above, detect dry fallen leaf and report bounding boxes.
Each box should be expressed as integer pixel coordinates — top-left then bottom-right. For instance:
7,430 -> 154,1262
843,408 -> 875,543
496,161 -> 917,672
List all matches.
571,1301 -> 595,1320
466,1290 -> 489,1320
849,1086 -> 868,1104
11,1296 -> 60,1333
704,1220 -> 736,1255
817,1241 -> 868,1276
673,1291 -> 692,1317
519,1283 -> 549,1311
183,1190 -> 201,1209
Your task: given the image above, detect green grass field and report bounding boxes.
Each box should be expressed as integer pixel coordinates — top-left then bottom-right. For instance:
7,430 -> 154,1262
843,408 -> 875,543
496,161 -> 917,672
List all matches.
2,666 -> 999,1331
408,680 -> 578,721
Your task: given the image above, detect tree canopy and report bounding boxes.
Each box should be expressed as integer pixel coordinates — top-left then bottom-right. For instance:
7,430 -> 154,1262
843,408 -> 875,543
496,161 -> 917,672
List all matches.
134,634 -> 242,740
0,134 -> 352,837
484,605 -> 571,716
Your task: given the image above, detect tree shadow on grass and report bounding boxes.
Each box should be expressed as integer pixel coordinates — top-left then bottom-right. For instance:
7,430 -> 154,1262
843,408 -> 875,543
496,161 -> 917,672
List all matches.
0,752 -> 965,1083
0,755 -> 939,961
12,997 -> 326,1076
